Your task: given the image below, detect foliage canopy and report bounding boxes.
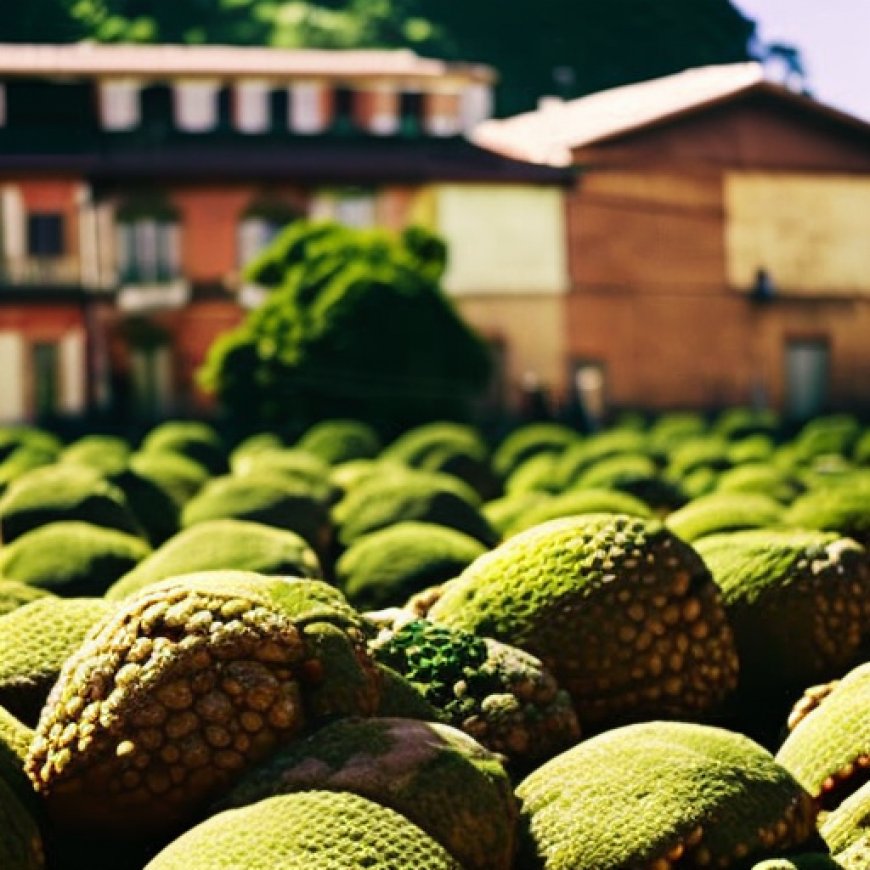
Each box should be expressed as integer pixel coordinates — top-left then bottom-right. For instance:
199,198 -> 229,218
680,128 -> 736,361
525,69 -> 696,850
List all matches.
198,221 -> 492,433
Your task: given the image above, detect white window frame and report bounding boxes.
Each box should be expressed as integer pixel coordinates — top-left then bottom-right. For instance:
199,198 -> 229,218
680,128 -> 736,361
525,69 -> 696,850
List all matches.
174,80 -> 220,133
290,81 -> 327,134
117,218 -> 181,284
237,216 -> 287,267
99,80 -> 141,131
461,83 -> 494,132
234,80 -> 270,134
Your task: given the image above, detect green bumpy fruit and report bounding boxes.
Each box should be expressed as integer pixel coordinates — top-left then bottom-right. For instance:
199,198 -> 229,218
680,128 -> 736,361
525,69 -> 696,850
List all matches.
140,421 -> 227,476
504,453 -> 561,495
296,419 -> 382,465
427,514 -> 738,728
0,522 -> 151,597
26,571 -> 381,835
714,463 -> 804,504
384,422 -> 487,469
777,663 -> 870,810
231,449 -> 335,504
144,790 -> 462,870
0,580 -> 52,617
516,721 -> 817,870
106,520 -> 322,601
0,704 -> 33,807
483,492 -> 551,536
371,619 -> 580,765
334,471 -> 497,548
695,531 -> 870,692
820,779 -> 870,859
0,775 -> 44,870
336,522 -> 487,611
0,597 -> 115,725
493,423 -> 578,480
665,492 -> 784,543
506,488 -> 652,536
180,475 -> 331,553
218,717 -> 517,870
0,466 -> 143,544
785,486 -> 870,548
61,436 -> 131,477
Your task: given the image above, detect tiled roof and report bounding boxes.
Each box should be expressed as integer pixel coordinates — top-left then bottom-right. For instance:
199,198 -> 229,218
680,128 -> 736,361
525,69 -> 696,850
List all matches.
0,42 -> 494,82
473,63 -> 773,166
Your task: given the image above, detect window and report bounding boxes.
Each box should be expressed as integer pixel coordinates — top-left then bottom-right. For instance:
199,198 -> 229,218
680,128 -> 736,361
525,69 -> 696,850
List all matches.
32,342 -> 59,419
27,213 -> 65,257
364,84 -> 399,136
399,91 -> 424,136
424,90 -> 461,137
174,81 -> 219,133
117,218 -> 180,284
290,82 -> 329,134
461,84 -> 494,131
785,339 -> 829,421
99,81 -> 140,131
238,216 -> 291,267
334,191 -> 377,228
234,81 -> 270,134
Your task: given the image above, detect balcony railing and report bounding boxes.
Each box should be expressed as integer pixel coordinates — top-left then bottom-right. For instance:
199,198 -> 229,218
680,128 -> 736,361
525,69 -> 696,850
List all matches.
117,278 -> 190,313
0,256 -> 83,287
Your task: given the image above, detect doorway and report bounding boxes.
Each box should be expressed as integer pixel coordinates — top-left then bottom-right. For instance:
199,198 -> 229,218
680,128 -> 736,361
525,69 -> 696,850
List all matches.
785,338 -> 829,421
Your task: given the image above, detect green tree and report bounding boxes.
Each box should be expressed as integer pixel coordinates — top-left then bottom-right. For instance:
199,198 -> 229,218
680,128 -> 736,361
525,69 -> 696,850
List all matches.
198,222 -> 492,435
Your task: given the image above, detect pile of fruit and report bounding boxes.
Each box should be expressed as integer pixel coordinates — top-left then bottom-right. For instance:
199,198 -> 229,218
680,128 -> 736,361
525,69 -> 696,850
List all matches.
1,410 -> 870,868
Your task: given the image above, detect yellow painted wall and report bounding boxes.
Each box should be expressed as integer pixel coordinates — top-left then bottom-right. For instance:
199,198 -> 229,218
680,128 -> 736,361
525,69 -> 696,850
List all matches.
434,184 -> 568,294
456,294 -> 566,398
725,172 -> 870,295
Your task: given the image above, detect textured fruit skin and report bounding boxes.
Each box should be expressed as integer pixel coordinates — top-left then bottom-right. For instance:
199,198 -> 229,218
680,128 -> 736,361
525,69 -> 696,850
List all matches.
665,493 -> 784,543
218,717 -> 517,870
0,580 -> 52,617
505,488 -> 652,536
297,419 -> 382,465
336,522 -> 487,611
428,514 -> 738,728
820,779 -> 870,857
26,571 -> 381,835
492,423 -> 577,480
140,422 -> 227,477
0,466 -> 143,544
144,790 -> 462,870
106,520 -> 322,601
0,522 -> 151,597
0,597 -> 116,725
785,487 -> 870,548
371,619 -> 579,766
0,703 -> 34,807
696,531 -> 870,692
0,775 -> 45,870
334,472 -> 498,548
777,663 -> 870,809
750,856 -> 846,869
180,474 -> 331,554
516,721 -> 817,870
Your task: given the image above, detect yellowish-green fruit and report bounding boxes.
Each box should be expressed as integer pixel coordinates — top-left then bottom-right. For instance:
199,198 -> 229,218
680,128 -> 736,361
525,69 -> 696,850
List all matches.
0,704 -> 34,807
180,475 -> 331,554
428,514 -> 738,728
777,662 -> 870,810
695,531 -> 870,692
105,520 -> 322,601
144,791 -> 462,870
140,421 -> 227,476
336,522 -> 487,611
506,488 -> 652,536
820,779 -> 870,858
0,597 -> 115,724
665,492 -> 784,543
493,423 -> 578,480
0,580 -> 52,617
750,856 -> 845,869
0,522 -> 151,597
26,571 -> 381,835
218,717 -> 517,870
516,721 -> 817,870
371,619 -> 580,766
296,419 -> 382,465
0,466 -> 143,544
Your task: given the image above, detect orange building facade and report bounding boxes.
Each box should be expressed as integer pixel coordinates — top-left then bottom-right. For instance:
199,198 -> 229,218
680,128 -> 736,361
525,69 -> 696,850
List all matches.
0,44 -> 566,424
476,65 -> 870,419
